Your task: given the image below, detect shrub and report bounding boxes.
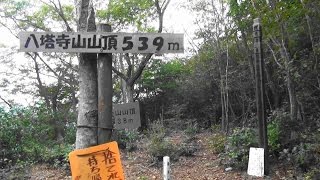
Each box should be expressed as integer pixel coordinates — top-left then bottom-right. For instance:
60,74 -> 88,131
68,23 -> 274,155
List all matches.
184,122 -> 199,137
146,120 -> 178,161
0,105 -> 75,168
148,134 -> 177,162
279,142 -> 320,173
112,130 -> 140,151
222,127 -> 258,170
267,120 -> 281,154
304,168 -> 320,180
43,143 -> 74,169
208,133 -> 226,154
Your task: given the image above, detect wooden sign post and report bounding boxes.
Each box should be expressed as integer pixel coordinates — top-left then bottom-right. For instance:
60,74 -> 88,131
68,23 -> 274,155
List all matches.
19,24 -> 184,179
253,18 -> 268,175
97,24 -> 113,144
18,32 -> 184,54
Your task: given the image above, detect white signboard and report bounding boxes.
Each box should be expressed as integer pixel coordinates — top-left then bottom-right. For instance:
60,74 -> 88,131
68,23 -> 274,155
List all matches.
247,147 -> 264,177
18,32 -> 184,54
113,102 -> 140,129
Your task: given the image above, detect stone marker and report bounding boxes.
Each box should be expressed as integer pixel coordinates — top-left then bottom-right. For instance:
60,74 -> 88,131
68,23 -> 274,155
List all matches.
247,147 -> 264,177
163,156 -> 170,180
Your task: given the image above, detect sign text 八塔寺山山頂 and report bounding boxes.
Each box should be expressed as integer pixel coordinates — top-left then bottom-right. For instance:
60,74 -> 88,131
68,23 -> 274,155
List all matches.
18,32 -> 184,54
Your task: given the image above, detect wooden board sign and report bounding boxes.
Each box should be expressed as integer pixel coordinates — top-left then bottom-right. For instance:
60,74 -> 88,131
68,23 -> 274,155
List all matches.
69,141 -> 124,180
18,32 -> 184,53
113,102 -> 140,129
247,147 -> 264,177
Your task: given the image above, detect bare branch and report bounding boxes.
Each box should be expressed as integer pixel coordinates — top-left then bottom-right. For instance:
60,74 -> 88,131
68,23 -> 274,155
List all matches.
267,41 -> 284,69
127,53 -> 153,86
161,0 -> 171,12
48,0 -> 74,32
0,95 -> 13,109
0,21 -> 19,39
112,66 -> 128,82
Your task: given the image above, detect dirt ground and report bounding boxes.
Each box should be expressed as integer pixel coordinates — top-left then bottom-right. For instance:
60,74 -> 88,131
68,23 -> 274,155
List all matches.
3,131 -> 291,180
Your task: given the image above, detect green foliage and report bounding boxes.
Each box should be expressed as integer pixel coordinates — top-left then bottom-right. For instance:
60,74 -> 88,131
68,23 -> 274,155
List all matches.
184,122 -> 199,137
0,105 -> 76,168
304,168 -> 320,180
208,133 -> 226,154
222,128 -> 258,169
147,133 -> 177,161
146,120 -> 178,161
1,0 -> 74,31
141,59 -> 191,96
96,0 -> 154,31
279,142 -> 320,173
113,130 -> 140,151
267,120 -> 281,153
42,144 -> 73,169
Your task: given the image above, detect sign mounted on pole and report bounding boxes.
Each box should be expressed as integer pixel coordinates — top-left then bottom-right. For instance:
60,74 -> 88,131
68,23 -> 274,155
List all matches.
18,32 -> 184,54
113,102 -> 140,130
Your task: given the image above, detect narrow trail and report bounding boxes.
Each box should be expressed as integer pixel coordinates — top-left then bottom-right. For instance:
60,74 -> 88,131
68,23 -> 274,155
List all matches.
10,131 -> 290,179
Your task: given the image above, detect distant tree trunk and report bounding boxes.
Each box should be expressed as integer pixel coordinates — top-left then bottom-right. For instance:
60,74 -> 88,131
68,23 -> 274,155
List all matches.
265,64 -> 280,109
119,54 -> 128,103
267,0 -> 298,122
300,0 -> 318,70
32,54 -> 64,142
286,65 -> 298,121
224,45 -> 230,134
240,30 -> 255,79
125,84 -> 134,103
75,0 -> 98,149
112,0 -> 170,103
280,41 -> 298,122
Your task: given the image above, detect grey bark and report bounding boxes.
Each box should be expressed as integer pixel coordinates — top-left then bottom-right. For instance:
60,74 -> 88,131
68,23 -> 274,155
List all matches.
75,0 -> 98,149
97,24 -> 113,144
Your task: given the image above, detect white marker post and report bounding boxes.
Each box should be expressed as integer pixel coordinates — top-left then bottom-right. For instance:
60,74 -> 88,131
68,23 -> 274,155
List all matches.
163,156 -> 170,180
247,147 -> 264,177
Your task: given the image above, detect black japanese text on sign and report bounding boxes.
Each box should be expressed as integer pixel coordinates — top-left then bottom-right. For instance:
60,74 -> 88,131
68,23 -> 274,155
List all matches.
113,102 -> 140,130
19,32 -> 184,54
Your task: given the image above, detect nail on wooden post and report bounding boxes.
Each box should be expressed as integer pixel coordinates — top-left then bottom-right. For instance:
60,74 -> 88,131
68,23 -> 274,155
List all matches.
97,24 -> 113,144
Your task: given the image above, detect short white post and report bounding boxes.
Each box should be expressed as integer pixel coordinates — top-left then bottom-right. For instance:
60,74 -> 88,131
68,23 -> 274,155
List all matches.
247,147 -> 264,177
163,156 -> 170,180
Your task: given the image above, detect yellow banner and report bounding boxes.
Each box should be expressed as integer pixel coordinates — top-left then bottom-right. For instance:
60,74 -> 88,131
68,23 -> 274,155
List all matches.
69,141 -> 124,180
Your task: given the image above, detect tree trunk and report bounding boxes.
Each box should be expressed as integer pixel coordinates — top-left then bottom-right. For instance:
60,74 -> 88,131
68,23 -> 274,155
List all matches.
280,41 -> 298,122
265,64 -> 280,109
112,1 -> 170,103
125,83 -> 134,103
286,68 -> 298,122
76,53 -> 98,149
75,0 -> 98,149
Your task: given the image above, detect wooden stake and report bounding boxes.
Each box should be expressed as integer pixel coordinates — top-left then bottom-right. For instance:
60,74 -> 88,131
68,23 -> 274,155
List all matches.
163,156 -> 170,180
253,18 -> 269,175
97,24 -> 113,144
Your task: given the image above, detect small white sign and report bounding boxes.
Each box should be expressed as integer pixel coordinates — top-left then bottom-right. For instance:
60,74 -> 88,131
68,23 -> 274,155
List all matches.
19,32 -> 184,54
247,147 -> 264,177
113,102 -> 140,129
